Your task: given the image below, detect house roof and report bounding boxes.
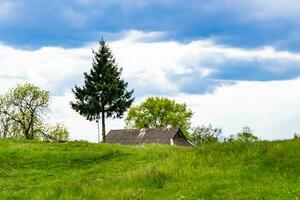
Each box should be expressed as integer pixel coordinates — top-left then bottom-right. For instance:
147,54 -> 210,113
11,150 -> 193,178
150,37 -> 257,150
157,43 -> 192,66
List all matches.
106,127 -> 191,145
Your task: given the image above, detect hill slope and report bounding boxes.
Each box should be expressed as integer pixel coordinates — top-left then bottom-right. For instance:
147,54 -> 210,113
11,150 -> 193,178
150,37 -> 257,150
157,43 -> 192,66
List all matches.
0,139 -> 299,199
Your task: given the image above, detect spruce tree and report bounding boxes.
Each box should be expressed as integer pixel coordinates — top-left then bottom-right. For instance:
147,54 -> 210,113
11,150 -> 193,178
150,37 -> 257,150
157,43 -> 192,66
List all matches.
71,39 -> 134,142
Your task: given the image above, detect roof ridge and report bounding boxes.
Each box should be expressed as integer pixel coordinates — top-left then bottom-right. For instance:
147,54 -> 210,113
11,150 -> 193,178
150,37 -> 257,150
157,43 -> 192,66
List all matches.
109,127 -> 179,131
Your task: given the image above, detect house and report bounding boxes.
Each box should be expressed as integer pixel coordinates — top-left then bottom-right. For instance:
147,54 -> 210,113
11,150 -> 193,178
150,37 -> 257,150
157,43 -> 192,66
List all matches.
106,127 -> 195,147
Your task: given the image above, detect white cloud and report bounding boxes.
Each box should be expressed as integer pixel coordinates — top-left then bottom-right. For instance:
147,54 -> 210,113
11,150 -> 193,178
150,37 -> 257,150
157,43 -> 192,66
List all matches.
0,44 -> 91,93
1,31 -> 300,142
172,78 -> 300,140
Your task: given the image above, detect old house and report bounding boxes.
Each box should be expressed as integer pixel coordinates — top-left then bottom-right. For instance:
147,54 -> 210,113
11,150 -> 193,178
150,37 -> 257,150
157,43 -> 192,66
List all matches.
106,127 -> 194,147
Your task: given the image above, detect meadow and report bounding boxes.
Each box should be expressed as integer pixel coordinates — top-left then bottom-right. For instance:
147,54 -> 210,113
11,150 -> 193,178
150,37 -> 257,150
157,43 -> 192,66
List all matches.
0,139 -> 299,199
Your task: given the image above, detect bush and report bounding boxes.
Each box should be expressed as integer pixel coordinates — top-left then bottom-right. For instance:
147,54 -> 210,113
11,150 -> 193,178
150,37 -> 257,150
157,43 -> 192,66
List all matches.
235,126 -> 258,142
41,123 -> 69,142
189,124 -> 222,146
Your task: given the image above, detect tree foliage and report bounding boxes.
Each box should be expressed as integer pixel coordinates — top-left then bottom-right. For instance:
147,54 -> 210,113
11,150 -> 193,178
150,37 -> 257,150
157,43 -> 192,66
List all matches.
236,132 -> 258,142
125,97 -> 193,133
189,124 -> 222,145
235,126 -> 258,142
41,123 -> 69,142
71,39 -> 134,142
0,83 -> 69,141
0,83 -> 49,140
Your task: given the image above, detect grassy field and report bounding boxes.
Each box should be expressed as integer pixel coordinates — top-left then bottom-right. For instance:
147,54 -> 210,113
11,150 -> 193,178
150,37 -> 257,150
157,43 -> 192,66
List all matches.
0,139 -> 299,200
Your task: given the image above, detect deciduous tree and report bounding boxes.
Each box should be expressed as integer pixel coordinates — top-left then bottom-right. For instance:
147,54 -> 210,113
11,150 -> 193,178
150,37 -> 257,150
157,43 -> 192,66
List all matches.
125,97 -> 193,134
40,123 -> 69,142
190,124 -> 222,145
0,84 -> 49,140
235,126 -> 258,142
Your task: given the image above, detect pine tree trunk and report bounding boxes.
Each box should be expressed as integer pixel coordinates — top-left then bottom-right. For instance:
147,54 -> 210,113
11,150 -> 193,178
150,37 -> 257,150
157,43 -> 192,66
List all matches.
101,110 -> 106,142
97,119 -> 100,143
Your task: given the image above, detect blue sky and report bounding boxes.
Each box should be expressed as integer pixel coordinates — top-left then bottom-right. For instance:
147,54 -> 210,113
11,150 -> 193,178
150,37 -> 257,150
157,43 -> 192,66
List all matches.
1,0 -> 300,141
1,0 -> 300,51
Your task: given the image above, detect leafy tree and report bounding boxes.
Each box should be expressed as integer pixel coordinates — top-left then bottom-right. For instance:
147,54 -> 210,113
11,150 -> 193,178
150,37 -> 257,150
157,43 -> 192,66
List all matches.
0,84 -> 50,140
125,97 -> 193,134
190,124 -> 222,145
71,39 -> 134,142
235,126 -> 258,142
41,123 -> 69,142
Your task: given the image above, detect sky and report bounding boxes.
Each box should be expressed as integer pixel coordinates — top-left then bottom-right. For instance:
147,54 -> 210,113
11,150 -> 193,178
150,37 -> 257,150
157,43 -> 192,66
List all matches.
1,0 -> 300,142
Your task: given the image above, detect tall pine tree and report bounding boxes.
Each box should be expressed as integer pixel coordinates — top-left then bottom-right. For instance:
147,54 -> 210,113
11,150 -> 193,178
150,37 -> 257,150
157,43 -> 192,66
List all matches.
71,39 -> 134,142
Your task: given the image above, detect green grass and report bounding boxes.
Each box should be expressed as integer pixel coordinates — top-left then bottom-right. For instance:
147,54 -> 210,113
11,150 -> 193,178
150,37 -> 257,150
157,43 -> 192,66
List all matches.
0,139 -> 299,199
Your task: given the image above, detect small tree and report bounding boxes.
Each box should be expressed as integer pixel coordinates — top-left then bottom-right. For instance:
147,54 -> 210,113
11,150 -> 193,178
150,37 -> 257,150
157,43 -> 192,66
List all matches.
0,84 -> 50,140
236,126 -> 258,142
71,39 -> 134,142
41,123 -> 69,142
190,124 -> 222,145
125,97 -> 193,135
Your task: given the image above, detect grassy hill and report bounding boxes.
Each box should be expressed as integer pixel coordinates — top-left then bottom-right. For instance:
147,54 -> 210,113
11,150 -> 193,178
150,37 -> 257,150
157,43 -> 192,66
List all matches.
0,139 -> 299,200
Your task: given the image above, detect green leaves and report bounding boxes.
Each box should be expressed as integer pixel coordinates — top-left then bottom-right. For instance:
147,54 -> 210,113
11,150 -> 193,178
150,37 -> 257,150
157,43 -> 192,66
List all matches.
71,38 -> 134,141
43,123 -> 69,142
0,84 -> 70,141
0,83 -> 50,140
190,124 -> 222,145
125,97 -> 193,133
10,83 -> 50,113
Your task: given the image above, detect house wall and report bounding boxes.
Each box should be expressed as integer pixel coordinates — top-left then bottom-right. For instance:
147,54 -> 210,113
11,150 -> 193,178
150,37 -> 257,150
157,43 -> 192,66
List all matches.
139,138 -> 171,145
173,137 -> 194,147
108,137 -> 194,146
107,138 -> 171,145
